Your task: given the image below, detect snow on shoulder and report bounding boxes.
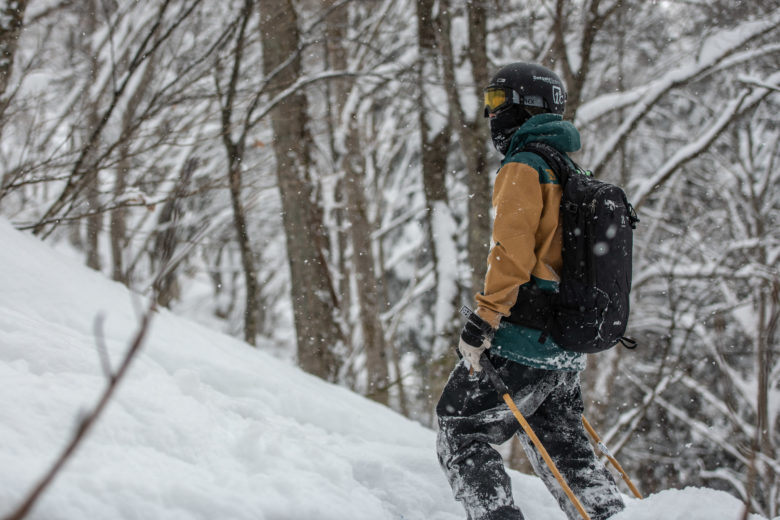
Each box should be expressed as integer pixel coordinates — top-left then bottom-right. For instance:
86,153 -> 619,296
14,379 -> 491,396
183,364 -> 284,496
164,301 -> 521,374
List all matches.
0,218 -> 764,520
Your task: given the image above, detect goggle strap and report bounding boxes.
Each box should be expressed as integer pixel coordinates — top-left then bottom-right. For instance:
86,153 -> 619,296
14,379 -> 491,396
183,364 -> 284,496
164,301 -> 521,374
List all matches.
523,95 -> 545,109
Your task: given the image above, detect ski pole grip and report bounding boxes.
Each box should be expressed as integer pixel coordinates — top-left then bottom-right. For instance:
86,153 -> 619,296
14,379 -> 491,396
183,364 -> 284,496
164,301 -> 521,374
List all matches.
460,306 -> 494,335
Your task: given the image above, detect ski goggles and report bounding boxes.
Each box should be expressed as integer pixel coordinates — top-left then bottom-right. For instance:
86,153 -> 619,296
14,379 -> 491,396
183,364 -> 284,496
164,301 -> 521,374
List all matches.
484,87 -> 518,116
483,86 -> 546,117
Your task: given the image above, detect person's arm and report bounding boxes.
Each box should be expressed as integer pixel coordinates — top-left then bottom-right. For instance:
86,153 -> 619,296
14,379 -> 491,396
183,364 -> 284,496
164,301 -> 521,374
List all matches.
475,162 -> 542,328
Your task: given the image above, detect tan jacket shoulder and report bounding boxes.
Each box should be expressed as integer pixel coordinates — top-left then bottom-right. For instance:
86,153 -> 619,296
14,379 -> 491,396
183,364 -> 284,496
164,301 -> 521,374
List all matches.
476,161 -> 563,328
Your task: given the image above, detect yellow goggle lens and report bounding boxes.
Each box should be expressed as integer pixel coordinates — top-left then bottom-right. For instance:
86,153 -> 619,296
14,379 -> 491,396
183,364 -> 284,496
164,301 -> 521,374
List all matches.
484,88 -> 508,112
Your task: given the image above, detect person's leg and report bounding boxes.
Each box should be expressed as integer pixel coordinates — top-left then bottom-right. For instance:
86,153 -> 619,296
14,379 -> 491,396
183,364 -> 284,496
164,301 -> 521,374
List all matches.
516,372 -> 625,520
436,356 -> 561,520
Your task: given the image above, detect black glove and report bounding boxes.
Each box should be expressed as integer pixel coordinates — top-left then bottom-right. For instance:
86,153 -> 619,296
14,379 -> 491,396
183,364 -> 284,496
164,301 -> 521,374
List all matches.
460,320 -> 492,348
458,316 -> 495,372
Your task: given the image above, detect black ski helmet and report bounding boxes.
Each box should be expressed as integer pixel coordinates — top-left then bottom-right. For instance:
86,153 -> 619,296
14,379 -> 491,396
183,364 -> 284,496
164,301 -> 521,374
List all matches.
484,62 -> 566,154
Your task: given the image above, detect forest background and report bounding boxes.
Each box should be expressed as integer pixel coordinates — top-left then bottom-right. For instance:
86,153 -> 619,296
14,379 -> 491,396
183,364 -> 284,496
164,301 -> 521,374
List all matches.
0,0 -> 777,516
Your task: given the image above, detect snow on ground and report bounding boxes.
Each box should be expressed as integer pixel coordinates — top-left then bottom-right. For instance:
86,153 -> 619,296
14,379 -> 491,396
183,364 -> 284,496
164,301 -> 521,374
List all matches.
0,218 -> 766,520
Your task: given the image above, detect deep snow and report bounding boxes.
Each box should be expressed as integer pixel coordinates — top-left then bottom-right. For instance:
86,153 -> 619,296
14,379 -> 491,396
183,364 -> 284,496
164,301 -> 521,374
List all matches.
0,219 -> 765,520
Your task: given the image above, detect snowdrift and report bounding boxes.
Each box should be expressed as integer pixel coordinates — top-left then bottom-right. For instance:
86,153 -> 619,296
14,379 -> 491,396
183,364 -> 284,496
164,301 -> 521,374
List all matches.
0,219 -> 764,520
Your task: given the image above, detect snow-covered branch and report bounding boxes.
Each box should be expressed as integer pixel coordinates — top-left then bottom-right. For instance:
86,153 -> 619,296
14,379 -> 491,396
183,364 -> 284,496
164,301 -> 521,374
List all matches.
625,372 -> 752,468
632,76 -> 780,210
584,11 -> 780,172
634,258 -> 779,289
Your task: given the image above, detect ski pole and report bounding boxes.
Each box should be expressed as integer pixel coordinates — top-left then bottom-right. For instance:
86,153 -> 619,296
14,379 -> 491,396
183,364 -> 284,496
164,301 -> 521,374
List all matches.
581,415 -> 643,499
479,353 -> 591,520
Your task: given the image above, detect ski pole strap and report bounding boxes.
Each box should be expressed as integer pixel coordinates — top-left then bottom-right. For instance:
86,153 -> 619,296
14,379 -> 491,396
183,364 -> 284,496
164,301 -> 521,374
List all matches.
460,305 -> 494,335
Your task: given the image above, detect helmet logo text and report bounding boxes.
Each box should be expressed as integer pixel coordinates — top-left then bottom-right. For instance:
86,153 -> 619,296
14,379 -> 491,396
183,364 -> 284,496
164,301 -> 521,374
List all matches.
552,85 -> 563,105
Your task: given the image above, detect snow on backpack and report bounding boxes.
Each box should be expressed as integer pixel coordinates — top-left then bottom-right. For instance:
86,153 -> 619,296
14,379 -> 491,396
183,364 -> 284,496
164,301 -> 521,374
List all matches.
514,142 -> 639,353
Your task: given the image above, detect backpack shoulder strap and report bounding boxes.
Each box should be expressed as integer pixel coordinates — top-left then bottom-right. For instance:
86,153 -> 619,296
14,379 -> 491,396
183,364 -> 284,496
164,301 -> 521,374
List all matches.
521,142 -> 573,188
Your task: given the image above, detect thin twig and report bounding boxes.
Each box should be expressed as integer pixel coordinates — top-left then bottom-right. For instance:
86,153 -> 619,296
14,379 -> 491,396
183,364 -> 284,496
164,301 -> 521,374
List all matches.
92,312 -> 114,382
2,301 -> 157,520
740,438 -> 759,520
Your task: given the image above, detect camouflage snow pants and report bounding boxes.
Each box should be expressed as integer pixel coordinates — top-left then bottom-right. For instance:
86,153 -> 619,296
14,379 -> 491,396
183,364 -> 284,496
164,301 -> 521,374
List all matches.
436,355 -> 625,520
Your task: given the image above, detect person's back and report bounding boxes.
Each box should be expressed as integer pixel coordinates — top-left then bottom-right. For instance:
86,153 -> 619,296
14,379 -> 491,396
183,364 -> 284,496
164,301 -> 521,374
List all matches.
436,62 -> 625,520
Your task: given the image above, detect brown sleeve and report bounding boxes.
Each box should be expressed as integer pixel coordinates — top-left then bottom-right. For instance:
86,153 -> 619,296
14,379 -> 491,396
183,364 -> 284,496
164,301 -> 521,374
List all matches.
475,162 -> 542,328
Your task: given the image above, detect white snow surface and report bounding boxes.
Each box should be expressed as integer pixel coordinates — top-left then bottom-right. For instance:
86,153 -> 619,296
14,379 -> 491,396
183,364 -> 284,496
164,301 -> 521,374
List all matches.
0,218 -> 766,520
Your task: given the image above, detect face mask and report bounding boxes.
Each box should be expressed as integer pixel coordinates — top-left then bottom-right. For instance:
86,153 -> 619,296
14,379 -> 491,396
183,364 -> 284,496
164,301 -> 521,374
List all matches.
490,121 -> 513,155
489,106 -> 531,155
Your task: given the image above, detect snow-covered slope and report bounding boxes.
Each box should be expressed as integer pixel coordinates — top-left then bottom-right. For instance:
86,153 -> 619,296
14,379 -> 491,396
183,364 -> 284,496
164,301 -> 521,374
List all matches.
0,219 -> 765,520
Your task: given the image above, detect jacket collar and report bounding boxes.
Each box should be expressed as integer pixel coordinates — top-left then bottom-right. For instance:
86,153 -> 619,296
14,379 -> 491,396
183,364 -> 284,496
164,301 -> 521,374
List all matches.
503,114 -> 581,165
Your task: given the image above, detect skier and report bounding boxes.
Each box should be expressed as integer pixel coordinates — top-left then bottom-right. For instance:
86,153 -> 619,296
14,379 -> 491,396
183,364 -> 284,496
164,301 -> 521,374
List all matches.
436,62 -> 626,520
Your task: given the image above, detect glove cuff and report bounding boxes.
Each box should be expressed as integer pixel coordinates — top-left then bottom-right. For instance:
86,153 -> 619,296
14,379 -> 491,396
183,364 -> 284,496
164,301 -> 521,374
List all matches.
461,320 -> 493,348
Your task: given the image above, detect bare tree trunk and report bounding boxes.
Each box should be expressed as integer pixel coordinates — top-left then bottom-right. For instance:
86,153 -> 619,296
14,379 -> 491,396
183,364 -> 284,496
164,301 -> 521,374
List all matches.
219,0 -> 260,346
756,237 -> 778,514
465,1 -> 491,294
323,2 -> 351,341
84,0 -> 102,272
416,0 -> 461,415
417,0 -> 453,300
438,0 -> 490,296
112,52 -> 157,284
260,0 -> 342,379
0,0 -> 28,125
152,158 -> 197,308
551,0 -> 621,121
226,151 -> 259,345
111,166 -> 129,283
324,1 -> 401,404
343,125 -> 390,403
323,2 -> 390,403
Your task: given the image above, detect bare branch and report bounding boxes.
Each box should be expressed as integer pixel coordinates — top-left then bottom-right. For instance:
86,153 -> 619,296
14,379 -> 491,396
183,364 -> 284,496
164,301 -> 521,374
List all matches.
93,313 -> 114,381
32,0 -> 205,238
2,302 -> 156,520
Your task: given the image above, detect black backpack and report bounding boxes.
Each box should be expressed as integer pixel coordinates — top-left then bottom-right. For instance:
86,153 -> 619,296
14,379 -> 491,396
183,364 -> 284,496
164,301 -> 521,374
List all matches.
510,142 -> 639,353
